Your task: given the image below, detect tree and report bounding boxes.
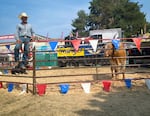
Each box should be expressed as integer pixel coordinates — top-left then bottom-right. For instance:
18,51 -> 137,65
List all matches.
88,0 -> 146,37
146,22 -> 150,33
88,0 -> 115,30
71,10 -> 89,37
72,0 -> 148,38
112,0 -> 146,37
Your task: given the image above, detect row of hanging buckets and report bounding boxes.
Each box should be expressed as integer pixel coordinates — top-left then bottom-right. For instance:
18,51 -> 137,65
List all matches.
81,79 -> 135,92
36,81 -> 112,96
0,80 -> 129,95
58,82 -> 112,94
2,79 -> 150,96
36,79 -> 134,96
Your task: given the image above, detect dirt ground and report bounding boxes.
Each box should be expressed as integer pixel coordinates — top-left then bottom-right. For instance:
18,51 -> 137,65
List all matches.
0,66 -> 150,116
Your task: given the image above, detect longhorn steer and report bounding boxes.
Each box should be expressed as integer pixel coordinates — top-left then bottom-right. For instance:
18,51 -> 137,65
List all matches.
104,42 -> 126,79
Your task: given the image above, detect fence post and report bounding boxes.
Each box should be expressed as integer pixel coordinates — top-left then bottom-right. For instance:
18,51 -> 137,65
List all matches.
95,54 -> 98,80
32,46 -> 36,95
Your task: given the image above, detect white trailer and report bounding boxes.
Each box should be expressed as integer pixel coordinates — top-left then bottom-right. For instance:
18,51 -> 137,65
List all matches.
89,28 -> 123,43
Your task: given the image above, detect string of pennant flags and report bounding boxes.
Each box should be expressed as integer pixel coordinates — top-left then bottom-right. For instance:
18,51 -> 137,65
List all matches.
4,38 -> 142,52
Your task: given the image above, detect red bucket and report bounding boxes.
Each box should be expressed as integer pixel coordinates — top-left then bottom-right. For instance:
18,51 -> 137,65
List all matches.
36,84 -> 47,96
0,82 -> 3,88
102,81 -> 111,92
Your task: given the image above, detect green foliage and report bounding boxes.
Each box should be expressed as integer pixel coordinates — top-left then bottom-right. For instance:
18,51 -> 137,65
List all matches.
146,22 -> 150,33
71,10 -> 89,37
71,0 -> 149,38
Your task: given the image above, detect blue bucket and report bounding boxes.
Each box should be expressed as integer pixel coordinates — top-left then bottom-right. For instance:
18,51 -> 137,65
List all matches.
8,83 -> 14,92
125,79 -> 132,88
59,84 -> 69,94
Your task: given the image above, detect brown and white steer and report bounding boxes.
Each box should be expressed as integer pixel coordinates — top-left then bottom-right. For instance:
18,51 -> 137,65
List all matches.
104,42 -> 126,79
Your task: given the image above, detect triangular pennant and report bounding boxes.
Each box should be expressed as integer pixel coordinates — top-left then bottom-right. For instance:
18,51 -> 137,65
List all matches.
124,79 -> 132,88
49,41 -> 58,51
89,40 -> 98,52
36,84 -> 47,96
81,83 -> 91,93
5,45 -> 13,53
8,83 -> 14,92
6,45 -> 10,50
102,80 -> 111,92
59,84 -> 69,94
112,39 -> 120,50
71,40 -> 81,51
132,38 -> 141,52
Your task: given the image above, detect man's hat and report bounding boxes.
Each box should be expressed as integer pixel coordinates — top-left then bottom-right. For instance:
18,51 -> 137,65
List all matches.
18,12 -> 28,19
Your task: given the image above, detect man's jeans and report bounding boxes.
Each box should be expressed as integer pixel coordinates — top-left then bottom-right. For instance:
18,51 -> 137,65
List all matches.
14,37 -> 30,67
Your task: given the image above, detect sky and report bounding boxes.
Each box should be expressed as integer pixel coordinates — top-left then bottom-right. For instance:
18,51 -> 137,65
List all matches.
0,0 -> 149,38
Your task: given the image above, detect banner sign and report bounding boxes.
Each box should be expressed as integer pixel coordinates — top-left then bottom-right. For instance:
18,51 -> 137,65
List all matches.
57,47 -> 84,57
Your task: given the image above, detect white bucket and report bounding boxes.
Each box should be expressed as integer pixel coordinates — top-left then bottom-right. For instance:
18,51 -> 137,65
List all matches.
81,83 -> 91,93
145,79 -> 150,89
22,84 -> 27,92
